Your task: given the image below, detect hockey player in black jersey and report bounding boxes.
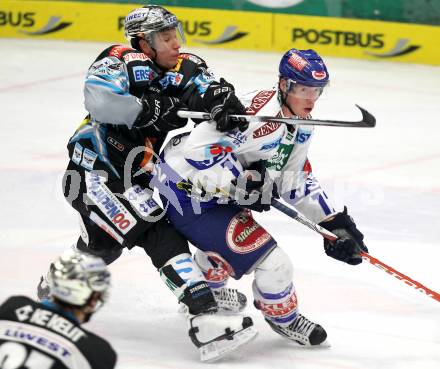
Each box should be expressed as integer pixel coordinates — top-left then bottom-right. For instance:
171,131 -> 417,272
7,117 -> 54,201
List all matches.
38,5 -> 254,362
1,250 -> 116,369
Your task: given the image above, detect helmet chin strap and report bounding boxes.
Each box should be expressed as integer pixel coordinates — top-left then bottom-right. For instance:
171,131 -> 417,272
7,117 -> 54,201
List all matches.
279,84 -> 298,117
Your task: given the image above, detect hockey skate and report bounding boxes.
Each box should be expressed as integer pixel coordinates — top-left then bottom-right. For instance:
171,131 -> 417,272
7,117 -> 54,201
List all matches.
180,287 -> 247,314
265,313 -> 328,346
213,287 -> 247,313
188,312 -> 257,362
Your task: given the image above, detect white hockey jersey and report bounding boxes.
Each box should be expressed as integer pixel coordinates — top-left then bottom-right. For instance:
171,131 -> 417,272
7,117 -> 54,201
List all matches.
157,88 -> 335,223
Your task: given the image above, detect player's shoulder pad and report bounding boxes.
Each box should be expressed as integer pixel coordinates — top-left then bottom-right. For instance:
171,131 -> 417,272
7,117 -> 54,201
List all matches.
81,327 -> 117,368
100,45 -> 152,64
0,295 -> 34,307
245,89 -> 277,115
179,53 -> 207,66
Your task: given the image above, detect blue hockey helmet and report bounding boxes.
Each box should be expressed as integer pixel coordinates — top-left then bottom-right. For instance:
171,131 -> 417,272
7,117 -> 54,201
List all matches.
279,48 -> 329,88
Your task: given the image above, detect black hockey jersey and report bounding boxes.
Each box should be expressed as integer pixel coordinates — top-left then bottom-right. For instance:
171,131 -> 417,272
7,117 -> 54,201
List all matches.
0,296 -> 116,369
69,45 -> 216,179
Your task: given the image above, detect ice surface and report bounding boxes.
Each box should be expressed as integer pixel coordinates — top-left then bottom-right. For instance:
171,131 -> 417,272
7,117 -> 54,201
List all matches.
0,39 -> 439,368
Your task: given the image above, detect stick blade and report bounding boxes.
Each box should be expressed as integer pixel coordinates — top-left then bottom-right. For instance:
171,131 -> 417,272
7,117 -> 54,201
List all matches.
355,105 -> 376,128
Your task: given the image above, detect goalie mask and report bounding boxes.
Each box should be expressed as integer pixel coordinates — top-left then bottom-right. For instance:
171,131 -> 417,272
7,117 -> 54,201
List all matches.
124,5 -> 185,52
49,249 -> 111,311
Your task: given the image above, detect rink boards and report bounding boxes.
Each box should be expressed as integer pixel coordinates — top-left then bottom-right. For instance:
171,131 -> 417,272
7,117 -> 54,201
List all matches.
1,0 -> 439,65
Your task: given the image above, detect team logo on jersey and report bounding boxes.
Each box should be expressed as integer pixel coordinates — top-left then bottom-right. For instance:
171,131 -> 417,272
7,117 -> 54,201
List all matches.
253,122 -> 281,138
246,90 -> 276,115
133,66 -> 154,82
226,212 -> 272,254
123,52 -> 150,63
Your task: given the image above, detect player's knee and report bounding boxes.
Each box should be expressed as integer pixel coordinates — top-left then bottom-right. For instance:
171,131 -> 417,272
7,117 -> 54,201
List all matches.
76,236 -> 123,265
253,247 -> 298,325
254,246 -> 293,293
194,250 -> 231,289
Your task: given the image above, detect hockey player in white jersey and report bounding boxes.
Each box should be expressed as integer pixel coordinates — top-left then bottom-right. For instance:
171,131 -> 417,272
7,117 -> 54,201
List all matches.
155,48 -> 368,347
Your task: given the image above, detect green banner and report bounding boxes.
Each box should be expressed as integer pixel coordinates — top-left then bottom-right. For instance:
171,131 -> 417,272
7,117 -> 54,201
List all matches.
34,0 -> 440,25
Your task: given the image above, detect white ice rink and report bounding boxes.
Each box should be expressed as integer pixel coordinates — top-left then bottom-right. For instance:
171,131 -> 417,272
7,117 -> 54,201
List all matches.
1,39 -> 439,369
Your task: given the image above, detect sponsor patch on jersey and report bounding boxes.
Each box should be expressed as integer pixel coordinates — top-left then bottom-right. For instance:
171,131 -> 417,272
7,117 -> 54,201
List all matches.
226,212 -> 272,254
123,52 -> 150,63
260,137 -> 282,152
123,185 -> 160,217
246,90 -> 276,115
107,136 -> 124,151
193,72 -> 215,94
265,132 -> 295,171
81,148 -> 97,170
72,142 -> 83,165
288,53 -> 308,71
253,122 -> 281,138
133,66 -> 154,82
109,45 -> 131,58
159,72 -> 184,88
295,128 -> 312,144
85,172 -> 137,235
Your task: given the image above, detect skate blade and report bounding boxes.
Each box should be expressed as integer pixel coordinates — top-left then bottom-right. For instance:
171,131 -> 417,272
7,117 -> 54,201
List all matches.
200,326 -> 258,362
290,338 -> 331,348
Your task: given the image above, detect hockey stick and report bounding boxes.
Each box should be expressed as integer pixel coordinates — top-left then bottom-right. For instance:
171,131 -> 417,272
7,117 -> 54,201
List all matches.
177,105 -> 376,128
271,199 -> 440,303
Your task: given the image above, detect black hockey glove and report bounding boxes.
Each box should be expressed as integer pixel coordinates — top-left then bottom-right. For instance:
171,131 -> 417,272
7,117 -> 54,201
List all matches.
134,93 -> 188,132
234,160 -> 279,212
203,78 -> 249,132
319,207 -> 368,265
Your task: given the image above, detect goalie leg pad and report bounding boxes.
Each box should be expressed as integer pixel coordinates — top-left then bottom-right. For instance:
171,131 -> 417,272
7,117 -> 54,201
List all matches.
188,312 -> 258,362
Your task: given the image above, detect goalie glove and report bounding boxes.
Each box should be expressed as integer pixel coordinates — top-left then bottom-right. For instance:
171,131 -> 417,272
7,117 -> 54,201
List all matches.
318,207 -> 368,265
203,78 -> 249,132
134,93 -> 188,132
